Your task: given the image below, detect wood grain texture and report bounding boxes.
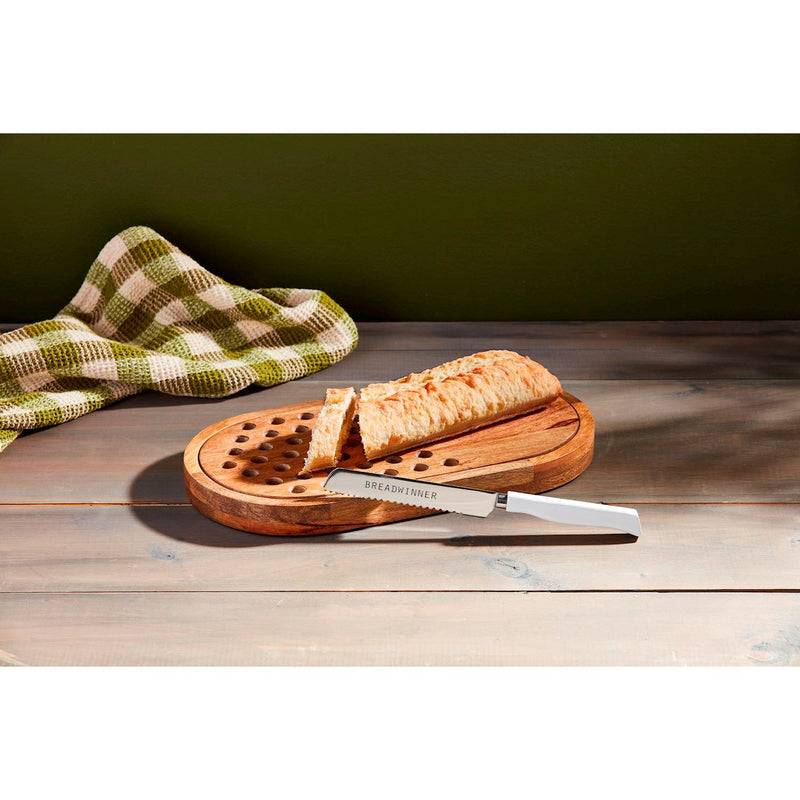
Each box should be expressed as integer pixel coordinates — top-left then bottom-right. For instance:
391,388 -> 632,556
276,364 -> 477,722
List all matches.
1,504 -> 798,592
355,321 -> 800,348
5,321 -> 798,378
1,321 -> 798,666
549,380 -> 800,503
3,591 -> 799,666
330,321 -> 800,379
320,348 -> 800,382
0,380 -> 796,504
184,394 -> 592,535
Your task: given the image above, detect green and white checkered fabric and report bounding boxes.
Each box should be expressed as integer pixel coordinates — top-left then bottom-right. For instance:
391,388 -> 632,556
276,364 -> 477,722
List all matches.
0,226 -> 358,453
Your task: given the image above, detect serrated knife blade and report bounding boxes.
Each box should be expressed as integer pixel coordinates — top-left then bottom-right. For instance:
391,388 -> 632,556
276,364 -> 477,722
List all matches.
324,468 -> 498,517
323,468 -> 642,536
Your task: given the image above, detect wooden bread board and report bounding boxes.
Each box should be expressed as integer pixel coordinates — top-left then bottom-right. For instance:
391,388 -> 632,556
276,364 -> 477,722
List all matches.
183,392 -> 594,536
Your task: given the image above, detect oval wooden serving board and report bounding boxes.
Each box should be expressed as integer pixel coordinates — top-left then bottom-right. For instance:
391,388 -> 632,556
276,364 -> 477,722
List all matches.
183,392 -> 594,536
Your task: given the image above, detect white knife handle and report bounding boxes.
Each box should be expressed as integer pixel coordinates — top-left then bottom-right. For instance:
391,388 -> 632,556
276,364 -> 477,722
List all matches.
504,492 -> 642,537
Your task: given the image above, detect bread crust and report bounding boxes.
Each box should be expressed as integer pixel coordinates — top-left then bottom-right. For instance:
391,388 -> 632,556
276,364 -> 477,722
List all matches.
302,387 -> 357,472
360,350 -> 521,402
358,353 -> 562,460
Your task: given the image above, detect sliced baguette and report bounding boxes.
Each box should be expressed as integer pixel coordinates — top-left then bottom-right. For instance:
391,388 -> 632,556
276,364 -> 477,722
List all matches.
358,352 -> 561,461
360,349 -> 521,403
302,387 -> 357,472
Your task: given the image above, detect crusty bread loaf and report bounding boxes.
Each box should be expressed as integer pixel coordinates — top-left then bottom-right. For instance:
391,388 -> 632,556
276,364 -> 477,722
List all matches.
358,352 -> 562,460
302,387 -> 357,472
360,350 -> 521,403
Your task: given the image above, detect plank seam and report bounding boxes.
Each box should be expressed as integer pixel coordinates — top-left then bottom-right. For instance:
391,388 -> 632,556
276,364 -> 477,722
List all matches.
1,501 -> 798,508
3,589 -> 800,595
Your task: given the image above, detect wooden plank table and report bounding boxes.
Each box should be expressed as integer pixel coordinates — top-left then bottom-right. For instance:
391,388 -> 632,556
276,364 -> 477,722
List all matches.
1,321 -> 798,665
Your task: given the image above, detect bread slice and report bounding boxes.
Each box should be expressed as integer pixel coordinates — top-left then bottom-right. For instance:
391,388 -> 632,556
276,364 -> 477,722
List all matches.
358,352 -> 561,461
302,387 -> 357,472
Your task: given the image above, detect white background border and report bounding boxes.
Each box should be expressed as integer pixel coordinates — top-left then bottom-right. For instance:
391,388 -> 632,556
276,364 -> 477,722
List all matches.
3,1 -> 799,132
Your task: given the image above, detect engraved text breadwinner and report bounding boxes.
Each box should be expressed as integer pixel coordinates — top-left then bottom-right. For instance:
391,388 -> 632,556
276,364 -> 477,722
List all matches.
364,479 -> 438,500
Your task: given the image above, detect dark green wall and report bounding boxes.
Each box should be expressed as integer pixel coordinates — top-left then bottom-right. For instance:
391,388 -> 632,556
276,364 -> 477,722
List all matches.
1,134 -> 798,322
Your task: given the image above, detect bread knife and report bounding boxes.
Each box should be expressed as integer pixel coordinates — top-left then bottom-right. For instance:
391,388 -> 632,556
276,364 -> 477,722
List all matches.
323,468 -> 642,536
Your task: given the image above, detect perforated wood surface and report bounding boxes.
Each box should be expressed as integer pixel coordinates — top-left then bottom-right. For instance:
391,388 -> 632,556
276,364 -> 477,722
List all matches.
199,409 -> 320,496
184,392 -> 594,535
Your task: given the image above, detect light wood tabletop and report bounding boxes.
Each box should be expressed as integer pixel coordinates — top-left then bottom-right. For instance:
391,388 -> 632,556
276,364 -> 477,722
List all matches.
1,321 -> 798,666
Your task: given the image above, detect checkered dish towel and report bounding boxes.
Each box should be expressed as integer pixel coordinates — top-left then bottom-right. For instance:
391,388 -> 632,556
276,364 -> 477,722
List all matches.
0,226 -> 358,453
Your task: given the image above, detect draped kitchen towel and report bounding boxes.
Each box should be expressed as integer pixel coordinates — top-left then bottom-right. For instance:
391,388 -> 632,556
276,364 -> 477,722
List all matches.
0,226 -> 359,453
